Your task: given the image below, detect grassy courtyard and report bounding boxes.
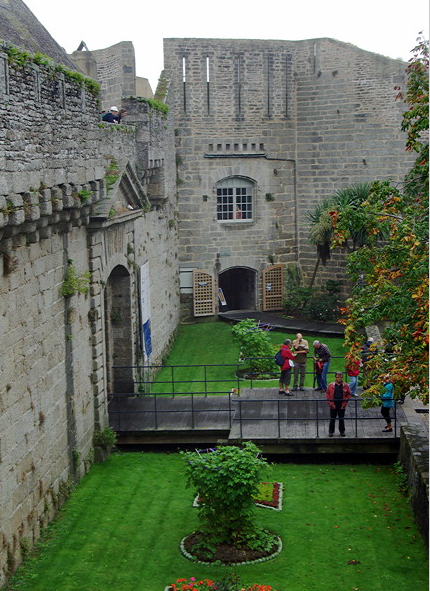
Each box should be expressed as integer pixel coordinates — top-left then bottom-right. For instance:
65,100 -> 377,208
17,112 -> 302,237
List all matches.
150,320 -> 347,394
6,320 -> 427,590
5,453 -> 428,591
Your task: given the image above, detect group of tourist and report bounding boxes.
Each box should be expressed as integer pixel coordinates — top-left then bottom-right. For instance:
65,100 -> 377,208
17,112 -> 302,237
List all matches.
277,334 -> 334,395
101,106 -> 127,123
277,334 -> 394,436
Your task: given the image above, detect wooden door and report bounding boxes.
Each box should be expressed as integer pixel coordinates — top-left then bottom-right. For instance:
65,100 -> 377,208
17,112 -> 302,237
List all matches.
193,270 -> 216,317
262,264 -> 283,311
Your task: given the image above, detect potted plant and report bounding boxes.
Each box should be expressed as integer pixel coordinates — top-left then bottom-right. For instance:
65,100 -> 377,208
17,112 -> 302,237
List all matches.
93,426 -> 117,462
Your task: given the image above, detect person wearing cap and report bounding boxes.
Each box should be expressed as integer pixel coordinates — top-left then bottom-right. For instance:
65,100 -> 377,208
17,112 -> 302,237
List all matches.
102,106 -> 120,124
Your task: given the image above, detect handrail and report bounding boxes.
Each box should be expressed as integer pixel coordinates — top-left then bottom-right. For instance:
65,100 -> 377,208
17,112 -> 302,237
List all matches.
108,392 -> 399,438
112,357 -> 353,397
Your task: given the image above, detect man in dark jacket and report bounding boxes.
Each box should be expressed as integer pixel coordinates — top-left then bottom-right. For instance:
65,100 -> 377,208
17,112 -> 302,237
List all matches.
102,106 -> 120,123
313,340 -> 331,391
326,372 -> 351,436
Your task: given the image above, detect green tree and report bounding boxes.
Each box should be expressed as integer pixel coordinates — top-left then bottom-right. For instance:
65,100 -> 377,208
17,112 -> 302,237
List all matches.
181,443 -> 275,557
307,183 -> 385,265
336,35 -> 429,404
231,319 -> 275,373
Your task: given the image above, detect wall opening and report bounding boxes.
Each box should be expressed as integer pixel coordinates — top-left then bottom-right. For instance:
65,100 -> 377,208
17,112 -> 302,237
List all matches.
104,265 -> 133,393
218,267 -> 256,311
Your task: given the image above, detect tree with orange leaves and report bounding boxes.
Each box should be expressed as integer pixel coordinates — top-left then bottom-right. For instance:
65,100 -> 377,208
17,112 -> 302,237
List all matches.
336,34 -> 429,404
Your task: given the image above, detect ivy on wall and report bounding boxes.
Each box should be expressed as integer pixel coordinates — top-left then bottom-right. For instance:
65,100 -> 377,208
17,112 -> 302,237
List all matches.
1,41 -> 100,97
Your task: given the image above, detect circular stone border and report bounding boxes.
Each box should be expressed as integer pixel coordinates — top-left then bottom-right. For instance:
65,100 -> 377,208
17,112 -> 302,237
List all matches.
179,533 -> 283,566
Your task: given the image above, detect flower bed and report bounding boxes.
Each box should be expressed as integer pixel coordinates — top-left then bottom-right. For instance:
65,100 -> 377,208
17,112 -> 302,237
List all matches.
179,533 -> 283,565
167,577 -> 280,591
193,482 -> 283,511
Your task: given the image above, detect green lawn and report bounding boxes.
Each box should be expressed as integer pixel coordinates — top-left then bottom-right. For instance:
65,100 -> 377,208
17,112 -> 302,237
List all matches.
148,320 -> 347,394
6,453 -> 428,591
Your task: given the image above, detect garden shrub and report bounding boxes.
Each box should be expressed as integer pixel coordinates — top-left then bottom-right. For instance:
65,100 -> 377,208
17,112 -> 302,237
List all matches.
181,443 -> 276,555
231,319 -> 275,373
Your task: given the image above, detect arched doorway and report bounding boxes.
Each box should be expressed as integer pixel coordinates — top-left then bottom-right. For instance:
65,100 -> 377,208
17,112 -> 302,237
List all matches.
104,265 -> 133,393
218,267 -> 256,311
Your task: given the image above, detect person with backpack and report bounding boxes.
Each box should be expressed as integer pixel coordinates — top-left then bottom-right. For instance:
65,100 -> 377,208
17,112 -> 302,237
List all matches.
277,339 -> 295,396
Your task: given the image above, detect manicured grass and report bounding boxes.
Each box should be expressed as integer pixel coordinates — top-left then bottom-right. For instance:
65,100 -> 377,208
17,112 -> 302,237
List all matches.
6,453 -> 428,591
151,320 -> 347,394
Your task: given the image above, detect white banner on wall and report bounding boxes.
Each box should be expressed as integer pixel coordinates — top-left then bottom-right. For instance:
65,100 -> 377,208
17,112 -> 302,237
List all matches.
140,262 -> 152,358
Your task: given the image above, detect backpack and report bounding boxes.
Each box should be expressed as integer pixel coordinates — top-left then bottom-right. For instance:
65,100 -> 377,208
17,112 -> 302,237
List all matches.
274,350 -> 284,366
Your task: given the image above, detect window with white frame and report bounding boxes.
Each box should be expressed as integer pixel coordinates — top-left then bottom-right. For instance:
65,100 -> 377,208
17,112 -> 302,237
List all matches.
216,177 -> 254,222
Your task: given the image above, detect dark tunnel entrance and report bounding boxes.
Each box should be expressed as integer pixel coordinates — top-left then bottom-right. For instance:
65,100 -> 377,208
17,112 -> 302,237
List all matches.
218,267 -> 256,311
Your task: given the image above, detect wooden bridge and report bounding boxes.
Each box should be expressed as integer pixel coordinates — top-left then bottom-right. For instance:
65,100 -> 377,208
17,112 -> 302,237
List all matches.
109,387 -> 405,455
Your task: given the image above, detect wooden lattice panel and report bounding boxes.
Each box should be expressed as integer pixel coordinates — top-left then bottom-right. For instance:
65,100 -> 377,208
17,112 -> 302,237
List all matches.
193,270 -> 215,317
262,265 -> 283,311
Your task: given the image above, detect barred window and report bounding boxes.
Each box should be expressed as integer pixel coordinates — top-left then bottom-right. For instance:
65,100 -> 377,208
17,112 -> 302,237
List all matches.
216,177 -> 254,222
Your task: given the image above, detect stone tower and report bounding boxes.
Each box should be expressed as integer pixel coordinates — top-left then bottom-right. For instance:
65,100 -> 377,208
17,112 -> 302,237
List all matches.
164,38 -> 413,318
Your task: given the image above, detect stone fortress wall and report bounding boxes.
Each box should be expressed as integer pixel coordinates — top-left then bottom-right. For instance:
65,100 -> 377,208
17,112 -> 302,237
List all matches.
70,41 -> 154,113
0,43 -> 179,585
164,38 -> 415,312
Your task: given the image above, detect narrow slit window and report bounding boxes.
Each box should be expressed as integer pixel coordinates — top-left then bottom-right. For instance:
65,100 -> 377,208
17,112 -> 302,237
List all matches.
182,56 -> 187,112
206,56 -> 210,112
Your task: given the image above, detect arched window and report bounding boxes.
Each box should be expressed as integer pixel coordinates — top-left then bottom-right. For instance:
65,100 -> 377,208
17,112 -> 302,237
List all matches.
216,177 -> 254,222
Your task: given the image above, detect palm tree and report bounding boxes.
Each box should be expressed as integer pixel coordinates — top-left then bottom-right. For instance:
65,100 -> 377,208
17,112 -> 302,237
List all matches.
307,183 -> 374,265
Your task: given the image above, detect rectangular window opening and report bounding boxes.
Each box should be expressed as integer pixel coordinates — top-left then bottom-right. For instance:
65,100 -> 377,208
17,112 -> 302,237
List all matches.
216,179 -> 253,222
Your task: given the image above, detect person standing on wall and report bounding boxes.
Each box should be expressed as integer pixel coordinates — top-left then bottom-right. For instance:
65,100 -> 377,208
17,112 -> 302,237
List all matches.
326,371 -> 351,437
102,106 -> 120,124
278,339 -> 295,396
313,340 -> 331,392
292,333 -> 309,391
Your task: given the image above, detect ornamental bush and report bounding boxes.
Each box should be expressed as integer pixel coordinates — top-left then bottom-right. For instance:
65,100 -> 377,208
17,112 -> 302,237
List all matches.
181,443 -> 275,553
231,319 -> 275,373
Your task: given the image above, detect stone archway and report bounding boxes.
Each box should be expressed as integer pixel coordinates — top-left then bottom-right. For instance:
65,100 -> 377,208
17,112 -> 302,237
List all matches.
104,265 -> 133,393
218,267 -> 256,311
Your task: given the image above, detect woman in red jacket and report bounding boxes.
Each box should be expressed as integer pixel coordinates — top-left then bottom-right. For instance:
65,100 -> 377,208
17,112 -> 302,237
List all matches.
278,339 -> 295,396
346,357 -> 360,397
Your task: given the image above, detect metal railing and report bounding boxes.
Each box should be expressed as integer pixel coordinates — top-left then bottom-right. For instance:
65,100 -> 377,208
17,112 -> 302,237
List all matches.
233,397 -> 398,438
109,389 -> 236,431
111,356 -> 351,397
108,389 -> 399,438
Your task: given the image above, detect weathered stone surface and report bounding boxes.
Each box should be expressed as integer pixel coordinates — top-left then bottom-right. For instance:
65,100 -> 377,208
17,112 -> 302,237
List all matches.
0,35 -> 178,587
164,38 -> 414,313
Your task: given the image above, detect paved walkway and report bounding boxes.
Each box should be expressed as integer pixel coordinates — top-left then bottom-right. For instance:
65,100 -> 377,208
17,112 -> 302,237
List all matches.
109,387 -> 406,441
218,309 -> 345,336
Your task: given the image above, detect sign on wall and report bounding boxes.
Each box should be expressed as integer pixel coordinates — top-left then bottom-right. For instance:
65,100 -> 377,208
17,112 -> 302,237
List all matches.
140,262 -> 152,358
